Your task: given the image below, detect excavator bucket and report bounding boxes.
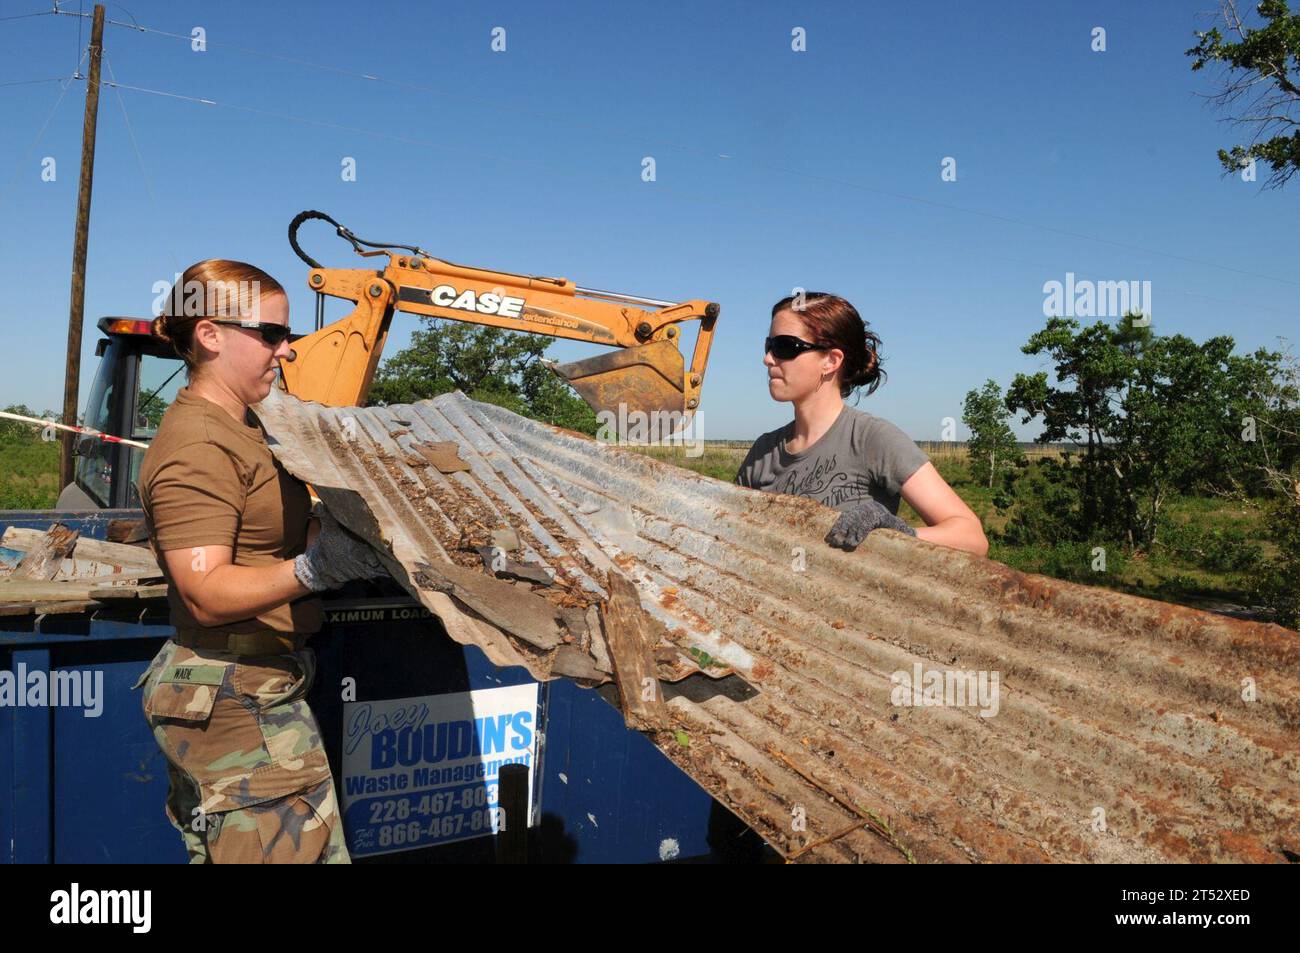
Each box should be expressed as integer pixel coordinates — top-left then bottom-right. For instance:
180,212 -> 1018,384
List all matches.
549,340 -> 693,431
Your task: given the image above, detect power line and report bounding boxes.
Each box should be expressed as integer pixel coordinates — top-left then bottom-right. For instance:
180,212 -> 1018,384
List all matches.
100,80 -> 536,168
93,73 -> 1297,325
3,53 -> 1291,340
100,78 -> 213,106
0,76 -> 67,88
102,53 -> 180,275
33,6 -> 1300,292
57,6 -> 1298,290
0,53 -> 86,209
0,9 -> 55,22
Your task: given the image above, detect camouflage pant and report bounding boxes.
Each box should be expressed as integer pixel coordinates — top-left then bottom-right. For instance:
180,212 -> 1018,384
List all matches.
135,639 -> 350,864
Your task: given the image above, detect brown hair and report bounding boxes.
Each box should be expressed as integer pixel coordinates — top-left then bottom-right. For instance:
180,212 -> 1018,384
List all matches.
771,292 -> 885,398
152,259 -> 286,375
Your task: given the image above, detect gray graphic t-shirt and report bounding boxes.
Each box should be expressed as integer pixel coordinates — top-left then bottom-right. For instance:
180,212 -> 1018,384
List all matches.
734,406 -> 929,515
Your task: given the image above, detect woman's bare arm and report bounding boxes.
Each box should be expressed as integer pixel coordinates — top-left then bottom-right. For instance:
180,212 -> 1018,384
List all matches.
161,544 -> 311,627
901,462 -> 989,556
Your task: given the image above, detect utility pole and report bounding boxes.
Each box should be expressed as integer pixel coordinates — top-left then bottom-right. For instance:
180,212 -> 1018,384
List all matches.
60,3 -> 106,491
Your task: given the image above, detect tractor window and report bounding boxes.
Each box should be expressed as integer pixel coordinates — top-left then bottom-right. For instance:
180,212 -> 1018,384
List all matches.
132,354 -> 185,438
75,340 -> 122,508
124,353 -> 186,507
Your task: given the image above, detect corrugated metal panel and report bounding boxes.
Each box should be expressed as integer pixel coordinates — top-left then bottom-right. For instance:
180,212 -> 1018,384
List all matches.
254,388 -> 1300,863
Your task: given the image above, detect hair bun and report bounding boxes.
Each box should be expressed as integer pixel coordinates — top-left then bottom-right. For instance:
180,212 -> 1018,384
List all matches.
850,330 -> 884,396
151,315 -> 171,344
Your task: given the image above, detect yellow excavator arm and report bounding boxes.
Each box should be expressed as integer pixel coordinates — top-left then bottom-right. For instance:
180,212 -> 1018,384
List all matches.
278,211 -> 719,423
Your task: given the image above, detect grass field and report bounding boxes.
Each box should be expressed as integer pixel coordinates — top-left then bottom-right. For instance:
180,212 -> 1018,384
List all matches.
0,438 -> 60,510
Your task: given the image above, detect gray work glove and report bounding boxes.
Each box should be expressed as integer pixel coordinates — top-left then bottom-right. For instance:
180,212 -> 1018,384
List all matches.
293,508 -> 390,592
825,498 -> 916,551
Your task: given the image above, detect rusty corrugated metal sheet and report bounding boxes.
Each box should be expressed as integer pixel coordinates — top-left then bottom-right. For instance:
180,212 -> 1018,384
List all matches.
253,388 -> 1300,864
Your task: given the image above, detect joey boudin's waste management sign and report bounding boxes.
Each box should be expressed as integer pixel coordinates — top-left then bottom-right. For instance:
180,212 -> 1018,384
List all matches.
341,683 -> 539,857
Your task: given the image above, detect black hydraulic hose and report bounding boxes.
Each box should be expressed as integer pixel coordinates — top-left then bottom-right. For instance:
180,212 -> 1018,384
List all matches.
288,209 -> 428,269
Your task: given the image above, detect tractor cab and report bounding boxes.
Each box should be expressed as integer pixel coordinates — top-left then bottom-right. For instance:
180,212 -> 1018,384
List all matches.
55,317 -> 186,510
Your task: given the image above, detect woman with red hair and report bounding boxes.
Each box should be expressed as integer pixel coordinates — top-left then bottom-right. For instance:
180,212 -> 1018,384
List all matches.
736,292 -> 988,556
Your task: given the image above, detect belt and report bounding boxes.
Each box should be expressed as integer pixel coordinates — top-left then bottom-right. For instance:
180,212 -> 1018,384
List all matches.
174,629 -> 308,657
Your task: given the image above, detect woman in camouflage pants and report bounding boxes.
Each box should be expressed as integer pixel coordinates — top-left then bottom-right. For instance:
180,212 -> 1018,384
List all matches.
134,260 -> 387,863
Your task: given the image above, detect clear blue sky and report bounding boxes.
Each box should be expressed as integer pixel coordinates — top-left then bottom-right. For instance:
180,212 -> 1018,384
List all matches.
1,0 -> 1295,440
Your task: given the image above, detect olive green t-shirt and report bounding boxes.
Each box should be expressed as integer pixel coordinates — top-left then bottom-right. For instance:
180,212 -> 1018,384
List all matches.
136,386 -> 322,637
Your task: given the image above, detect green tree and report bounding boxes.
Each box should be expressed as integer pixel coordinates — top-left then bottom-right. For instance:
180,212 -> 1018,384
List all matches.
996,455 -> 1085,549
0,404 -> 58,441
1210,344 -> 1299,495
962,379 -> 1022,488
1244,344 -> 1300,626
1005,314 -> 1144,542
1005,314 -> 1279,549
1255,476 -> 1300,627
367,319 -> 598,434
1188,0 -> 1300,623
1187,0 -> 1300,187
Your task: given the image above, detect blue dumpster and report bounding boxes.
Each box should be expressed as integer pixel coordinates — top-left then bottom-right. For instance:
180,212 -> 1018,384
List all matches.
1,509 -> 767,863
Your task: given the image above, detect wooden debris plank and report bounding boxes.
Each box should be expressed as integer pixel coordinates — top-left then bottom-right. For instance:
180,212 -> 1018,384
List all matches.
586,605 -> 613,673
88,583 -> 169,601
34,600 -> 97,615
551,644 -> 611,683
1,527 -> 158,572
598,571 -> 667,730
53,557 -> 153,580
440,564 -> 565,650
0,579 -> 111,602
13,524 -> 79,580
473,546 -> 554,585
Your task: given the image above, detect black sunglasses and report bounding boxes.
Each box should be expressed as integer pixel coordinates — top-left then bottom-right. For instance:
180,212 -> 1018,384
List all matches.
765,334 -> 826,361
208,318 -> 293,346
